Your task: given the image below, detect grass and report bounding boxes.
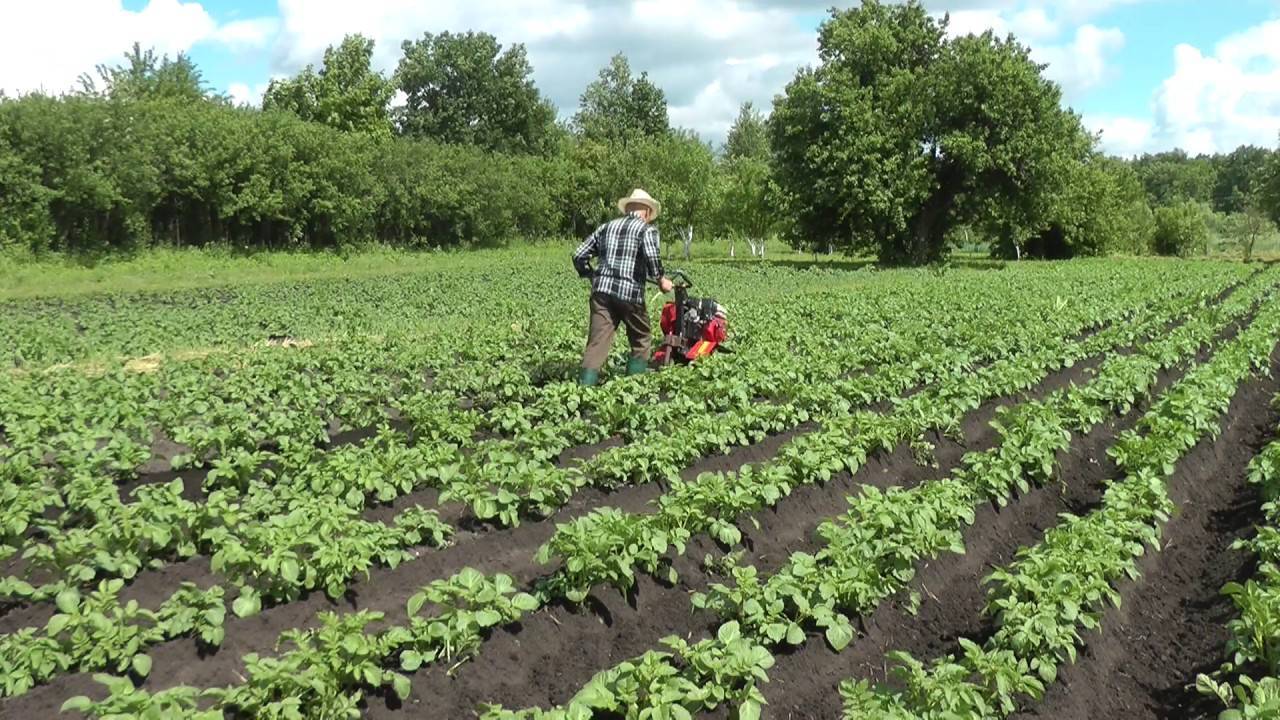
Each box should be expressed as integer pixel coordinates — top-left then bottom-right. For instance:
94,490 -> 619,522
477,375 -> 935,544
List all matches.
0,238 -> 1254,303
0,241 -> 855,301
0,245 -> 561,301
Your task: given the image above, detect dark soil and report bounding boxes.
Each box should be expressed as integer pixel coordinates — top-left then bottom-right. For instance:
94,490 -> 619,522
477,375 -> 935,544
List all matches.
713,300 -> 1268,719
1008,348 -> 1280,720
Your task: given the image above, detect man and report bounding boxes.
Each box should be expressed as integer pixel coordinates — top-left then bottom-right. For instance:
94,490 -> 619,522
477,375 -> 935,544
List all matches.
572,188 -> 674,386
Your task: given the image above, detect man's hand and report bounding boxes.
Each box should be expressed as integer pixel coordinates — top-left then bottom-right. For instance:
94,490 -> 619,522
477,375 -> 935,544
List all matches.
659,277 -> 674,293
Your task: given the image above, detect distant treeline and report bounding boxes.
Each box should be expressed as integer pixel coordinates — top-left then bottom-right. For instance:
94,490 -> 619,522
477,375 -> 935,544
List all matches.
2,1 -> 1278,263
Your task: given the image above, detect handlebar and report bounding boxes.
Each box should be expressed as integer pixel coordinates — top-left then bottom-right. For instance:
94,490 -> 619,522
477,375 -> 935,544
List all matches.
650,269 -> 693,289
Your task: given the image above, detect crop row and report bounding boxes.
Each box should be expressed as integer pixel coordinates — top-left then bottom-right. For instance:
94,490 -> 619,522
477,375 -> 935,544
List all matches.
0,274 -> 1183,707
481,269 -> 1280,718
0,271 -> 1097,557
48,269 -> 1278,718
537,269 -> 1275,604
1,263 -> 1207,614
839,279 -> 1280,718
1197,390 -> 1280,717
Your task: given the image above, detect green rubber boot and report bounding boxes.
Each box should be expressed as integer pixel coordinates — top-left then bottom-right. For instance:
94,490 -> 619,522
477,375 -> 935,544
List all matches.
579,368 -> 600,387
626,357 -> 650,376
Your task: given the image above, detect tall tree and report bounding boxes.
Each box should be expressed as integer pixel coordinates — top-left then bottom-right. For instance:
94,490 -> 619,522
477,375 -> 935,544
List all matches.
1221,191 -> 1273,262
1212,145 -> 1272,213
720,157 -> 776,257
263,34 -> 394,137
1005,154 -> 1153,259
395,31 -> 556,154
79,42 -> 208,102
1130,150 -> 1217,207
770,0 -> 1091,265
724,101 -> 768,161
1152,201 -> 1210,256
573,54 -> 669,145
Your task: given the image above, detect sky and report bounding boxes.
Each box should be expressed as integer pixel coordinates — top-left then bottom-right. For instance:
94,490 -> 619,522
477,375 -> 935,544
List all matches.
3,0 -> 1280,157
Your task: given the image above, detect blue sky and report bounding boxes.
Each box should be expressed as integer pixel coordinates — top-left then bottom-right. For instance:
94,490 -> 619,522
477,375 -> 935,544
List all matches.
7,1 -> 1280,156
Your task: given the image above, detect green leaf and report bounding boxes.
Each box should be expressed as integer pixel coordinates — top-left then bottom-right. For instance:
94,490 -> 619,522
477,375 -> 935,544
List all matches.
825,623 -> 854,652
475,609 -> 503,627
717,621 -> 742,644
407,592 -> 427,617
46,613 -> 72,637
401,650 -> 424,671
391,673 -> 412,700
131,653 -> 153,677
511,593 -> 540,612
739,698 -> 763,720
61,696 -> 92,712
280,558 -> 300,584
232,589 -> 261,618
55,588 -> 81,614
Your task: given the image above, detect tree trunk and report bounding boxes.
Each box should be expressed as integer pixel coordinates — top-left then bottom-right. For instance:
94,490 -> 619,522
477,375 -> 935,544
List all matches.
683,226 -> 693,261
729,237 -> 736,258
908,181 -> 958,265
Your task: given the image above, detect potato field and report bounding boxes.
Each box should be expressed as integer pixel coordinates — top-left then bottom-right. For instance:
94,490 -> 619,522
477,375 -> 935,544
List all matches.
5,251 -> 1280,720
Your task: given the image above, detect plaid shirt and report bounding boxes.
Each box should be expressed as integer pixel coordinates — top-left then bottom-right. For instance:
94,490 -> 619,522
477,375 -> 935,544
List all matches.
573,214 -> 664,306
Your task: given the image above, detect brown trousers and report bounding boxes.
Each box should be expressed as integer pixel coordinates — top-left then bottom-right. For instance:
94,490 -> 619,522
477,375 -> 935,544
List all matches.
582,292 -> 651,371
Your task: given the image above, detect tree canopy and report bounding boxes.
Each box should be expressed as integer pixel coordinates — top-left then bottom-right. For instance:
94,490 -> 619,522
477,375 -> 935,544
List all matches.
1212,145 -> 1272,213
79,43 -> 208,103
724,101 -> 768,162
1130,150 -> 1217,207
395,31 -> 557,154
262,34 -> 394,137
770,0 -> 1091,265
573,54 -> 670,145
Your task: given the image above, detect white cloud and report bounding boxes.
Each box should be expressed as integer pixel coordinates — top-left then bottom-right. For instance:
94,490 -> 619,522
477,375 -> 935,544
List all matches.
267,0 -> 815,141
1009,7 -> 1059,40
1084,114 -> 1154,157
227,80 -> 271,106
1033,24 -> 1125,99
0,1 -> 275,97
0,0 -> 1150,148
932,6 -> 1125,105
211,17 -> 280,51
1141,21 -> 1280,154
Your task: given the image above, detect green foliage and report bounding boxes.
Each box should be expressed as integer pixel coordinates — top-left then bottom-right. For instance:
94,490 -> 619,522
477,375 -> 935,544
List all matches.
62,674 -> 219,719
0,251 -> 1261,710
1218,198 -> 1275,262
573,53 -> 670,145
481,624 -> 775,720
724,101 -> 769,162
0,92 -> 562,251
78,42 -> 209,104
263,34 -> 395,137
719,157 -> 777,248
1152,201 -> 1210,256
1132,149 -> 1218,207
396,31 -> 557,154
1214,145 -> 1274,214
769,0 -> 1090,265
551,131 -> 720,238
1005,155 -> 1154,258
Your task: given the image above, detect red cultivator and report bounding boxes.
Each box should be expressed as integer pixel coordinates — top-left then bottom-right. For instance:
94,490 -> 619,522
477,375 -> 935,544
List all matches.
652,270 -> 729,367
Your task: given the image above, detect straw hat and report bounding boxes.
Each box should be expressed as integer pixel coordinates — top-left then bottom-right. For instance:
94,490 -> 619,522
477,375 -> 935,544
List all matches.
617,188 -> 661,220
